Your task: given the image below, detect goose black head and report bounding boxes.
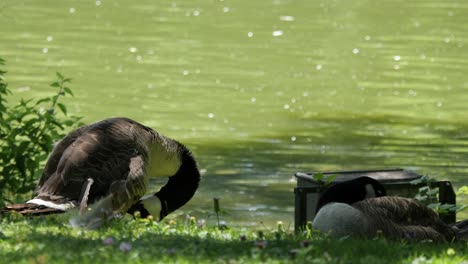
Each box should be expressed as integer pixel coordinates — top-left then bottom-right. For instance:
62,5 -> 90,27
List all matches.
127,144 -> 201,220
315,176 -> 386,213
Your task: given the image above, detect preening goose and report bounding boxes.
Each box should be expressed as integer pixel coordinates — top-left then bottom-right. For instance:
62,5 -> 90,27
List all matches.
1,117 -> 200,227
312,177 -> 468,242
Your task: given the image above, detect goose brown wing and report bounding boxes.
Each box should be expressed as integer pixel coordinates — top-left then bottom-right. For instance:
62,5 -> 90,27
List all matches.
35,118 -> 151,205
353,197 -> 455,241
352,197 -> 438,225
38,125 -> 88,188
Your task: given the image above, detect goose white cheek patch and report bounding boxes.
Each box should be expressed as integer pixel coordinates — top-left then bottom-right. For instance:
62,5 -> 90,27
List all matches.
141,195 -> 162,220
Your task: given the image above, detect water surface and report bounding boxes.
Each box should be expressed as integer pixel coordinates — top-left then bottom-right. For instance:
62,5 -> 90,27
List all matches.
1,0 -> 467,227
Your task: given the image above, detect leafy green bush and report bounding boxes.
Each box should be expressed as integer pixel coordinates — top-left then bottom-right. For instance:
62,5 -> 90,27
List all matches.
0,58 -> 82,206
411,176 -> 466,214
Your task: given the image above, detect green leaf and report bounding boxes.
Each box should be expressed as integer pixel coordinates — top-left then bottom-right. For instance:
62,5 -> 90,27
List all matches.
325,175 -> 337,185
17,141 -> 30,153
312,173 -> 324,182
453,205 -> 467,212
414,194 -> 428,201
56,72 -> 64,80
418,186 -> 429,193
62,119 -> 75,126
50,119 -> 64,129
427,188 -> 439,196
410,175 -> 434,185
439,204 -> 456,210
427,203 -> 440,209
52,95 -> 59,103
410,178 -> 423,185
457,186 -> 468,196
50,82 -> 60,87
57,103 -> 67,115
63,87 -> 74,96
35,97 -> 51,105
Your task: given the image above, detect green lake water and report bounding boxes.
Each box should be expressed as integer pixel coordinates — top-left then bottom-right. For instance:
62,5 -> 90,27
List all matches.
1,0 -> 467,227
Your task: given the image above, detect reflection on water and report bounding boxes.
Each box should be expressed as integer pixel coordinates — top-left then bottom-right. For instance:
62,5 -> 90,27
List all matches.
1,0 -> 467,226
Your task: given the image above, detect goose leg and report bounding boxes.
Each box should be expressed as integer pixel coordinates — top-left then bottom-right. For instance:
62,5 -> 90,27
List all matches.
78,178 -> 94,215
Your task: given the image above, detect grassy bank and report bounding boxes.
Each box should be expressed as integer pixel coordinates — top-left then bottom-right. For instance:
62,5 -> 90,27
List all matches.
1,214 -> 466,264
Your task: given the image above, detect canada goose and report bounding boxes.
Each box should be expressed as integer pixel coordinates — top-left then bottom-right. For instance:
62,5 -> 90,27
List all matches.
312,177 -> 468,242
1,117 -> 201,227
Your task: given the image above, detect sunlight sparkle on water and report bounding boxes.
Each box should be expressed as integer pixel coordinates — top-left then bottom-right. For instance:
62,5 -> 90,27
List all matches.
272,30 -> 283,37
408,90 -> 417,96
1,0 -> 466,227
279,15 -> 294,21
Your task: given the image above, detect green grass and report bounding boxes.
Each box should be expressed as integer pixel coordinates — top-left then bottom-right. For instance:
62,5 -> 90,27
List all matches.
0,214 -> 467,264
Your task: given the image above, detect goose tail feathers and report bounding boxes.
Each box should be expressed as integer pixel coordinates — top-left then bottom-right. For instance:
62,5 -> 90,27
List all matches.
451,219 -> 468,241
0,202 -> 66,216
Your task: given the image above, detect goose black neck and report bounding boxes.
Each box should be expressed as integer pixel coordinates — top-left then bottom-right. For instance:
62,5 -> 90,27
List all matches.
315,177 -> 386,213
155,144 -> 200,220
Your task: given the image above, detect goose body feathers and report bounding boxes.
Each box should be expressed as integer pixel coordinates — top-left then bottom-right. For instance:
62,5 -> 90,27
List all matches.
312,177 -> 467,242
1,117 -> 200,227
313,197 -> 459,242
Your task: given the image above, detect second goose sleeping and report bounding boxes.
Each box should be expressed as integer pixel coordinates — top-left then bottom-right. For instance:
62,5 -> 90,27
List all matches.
312,177 -> 468,242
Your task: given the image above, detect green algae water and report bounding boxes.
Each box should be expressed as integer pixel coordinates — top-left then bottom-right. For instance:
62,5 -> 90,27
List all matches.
1,0 -> 467,226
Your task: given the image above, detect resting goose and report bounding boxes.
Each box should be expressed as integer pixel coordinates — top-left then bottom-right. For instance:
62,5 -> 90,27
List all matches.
312,177 -> 468,242
1,117 -> 200,227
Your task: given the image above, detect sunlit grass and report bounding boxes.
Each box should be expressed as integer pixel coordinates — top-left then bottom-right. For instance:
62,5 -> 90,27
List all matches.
1,214 -> 466,264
